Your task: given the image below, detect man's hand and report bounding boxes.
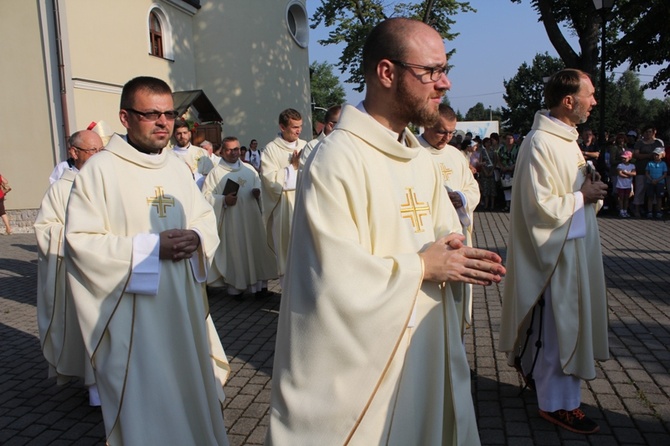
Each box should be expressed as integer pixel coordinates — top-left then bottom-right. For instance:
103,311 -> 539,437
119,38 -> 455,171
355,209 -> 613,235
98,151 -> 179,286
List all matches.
224,192 -> 238,207
291,149 -> 300,169
159,229 -> 201,262
251,188 -> 261,199
419,234 -> 506,285
580,175 -> 608,204
447,192 -> 464,209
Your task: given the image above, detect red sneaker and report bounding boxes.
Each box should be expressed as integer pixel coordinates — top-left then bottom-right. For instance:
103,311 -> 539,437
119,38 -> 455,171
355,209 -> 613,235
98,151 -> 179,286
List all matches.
538,408 -> 600,434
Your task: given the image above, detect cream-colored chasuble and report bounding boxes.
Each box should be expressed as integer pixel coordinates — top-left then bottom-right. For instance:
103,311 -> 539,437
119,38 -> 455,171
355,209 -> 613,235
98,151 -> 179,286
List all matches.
65,134 -> 230,446
259,136 -> 306,275
267,105 -> 479,446
420,138 -> 481,333
35,170 -> 93,385
202,160 -> 277,289
499,111 -> 609,379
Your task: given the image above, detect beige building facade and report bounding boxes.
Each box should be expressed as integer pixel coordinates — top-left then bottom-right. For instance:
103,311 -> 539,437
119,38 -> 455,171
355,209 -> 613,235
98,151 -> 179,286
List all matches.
0,0 -> 311,228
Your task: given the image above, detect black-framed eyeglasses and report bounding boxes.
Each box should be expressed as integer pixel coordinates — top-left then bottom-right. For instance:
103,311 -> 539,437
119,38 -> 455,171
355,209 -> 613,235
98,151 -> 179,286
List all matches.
73,146 -> 102,154
125,108 -> 180,121
389,60 -> 450,82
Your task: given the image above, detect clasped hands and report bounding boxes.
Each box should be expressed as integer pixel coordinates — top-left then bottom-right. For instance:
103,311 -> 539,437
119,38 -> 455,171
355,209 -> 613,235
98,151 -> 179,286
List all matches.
580,173 -> 608,204
159,229 -> 201,262
420,233 -> 506,286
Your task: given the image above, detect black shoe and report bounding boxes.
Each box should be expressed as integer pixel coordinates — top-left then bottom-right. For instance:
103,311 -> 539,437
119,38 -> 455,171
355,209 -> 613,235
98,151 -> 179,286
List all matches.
538,408 -> 600,434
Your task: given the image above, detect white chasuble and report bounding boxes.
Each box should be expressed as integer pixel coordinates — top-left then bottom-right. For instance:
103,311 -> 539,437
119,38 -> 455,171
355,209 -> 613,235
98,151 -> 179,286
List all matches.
260,136 -> 306,275
65,134 -> 229,446
267,105 -> 479,446
420,138 -> 481,333
499,111 -> 609,380
202,160 -> 277,289
35,170 -> 93,385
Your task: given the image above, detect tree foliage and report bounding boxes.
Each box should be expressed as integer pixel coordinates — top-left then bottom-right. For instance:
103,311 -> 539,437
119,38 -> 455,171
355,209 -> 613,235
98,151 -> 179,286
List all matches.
610,0 -> 670,94
310,0 -> 475,91
309,61 -> 346,124
502,53 -> 565,134
511,0 -> 670,94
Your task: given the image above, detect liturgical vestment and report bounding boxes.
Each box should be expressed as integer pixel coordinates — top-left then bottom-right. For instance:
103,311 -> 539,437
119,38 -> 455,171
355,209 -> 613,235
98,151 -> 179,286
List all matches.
202,160 -> 277,290
267,105 -> 479,446
35,170 -> 93,385
260,136 -> 306,275
65,134 -> 230,446
420,138 -> 481,334
498,111 -> 609,380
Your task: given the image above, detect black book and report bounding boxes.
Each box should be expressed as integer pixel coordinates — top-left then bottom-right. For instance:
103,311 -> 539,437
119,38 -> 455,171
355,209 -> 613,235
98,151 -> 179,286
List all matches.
222,179 -> 240,195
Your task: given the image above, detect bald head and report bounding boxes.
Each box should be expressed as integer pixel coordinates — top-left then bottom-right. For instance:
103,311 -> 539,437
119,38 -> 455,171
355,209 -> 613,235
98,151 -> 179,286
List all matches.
69,130 -> 103,170
362,17 -> 451,133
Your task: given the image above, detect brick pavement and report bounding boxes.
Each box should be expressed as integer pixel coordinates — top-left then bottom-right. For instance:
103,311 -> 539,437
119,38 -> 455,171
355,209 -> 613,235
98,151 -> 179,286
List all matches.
1,211 -> 669,445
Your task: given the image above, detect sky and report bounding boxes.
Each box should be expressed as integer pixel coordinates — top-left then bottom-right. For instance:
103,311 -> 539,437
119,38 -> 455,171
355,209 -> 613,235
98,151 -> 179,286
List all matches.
306,0 -> 666,115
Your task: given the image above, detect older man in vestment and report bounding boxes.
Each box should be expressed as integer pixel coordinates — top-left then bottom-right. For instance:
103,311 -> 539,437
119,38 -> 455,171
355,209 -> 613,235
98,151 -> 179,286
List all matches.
260,108 -> 307,277
266,18 -> 506,446
418,104 -> 480,336
202,136 -> 278,298
65,76 -> 230,445
35,129 -> 102,405
499,69 -> 609,435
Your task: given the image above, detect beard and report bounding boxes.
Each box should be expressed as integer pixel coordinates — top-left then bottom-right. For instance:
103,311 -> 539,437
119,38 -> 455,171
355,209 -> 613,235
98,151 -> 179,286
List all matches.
395,75 -> 442,127
573,100 -> 590,125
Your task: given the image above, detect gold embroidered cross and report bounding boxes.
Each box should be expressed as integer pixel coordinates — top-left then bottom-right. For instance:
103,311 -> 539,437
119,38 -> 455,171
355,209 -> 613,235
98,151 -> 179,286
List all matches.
146,187 -> 174,218
439,163 -> 452,181
237,177 -> 247,187
400,187 -> 431,233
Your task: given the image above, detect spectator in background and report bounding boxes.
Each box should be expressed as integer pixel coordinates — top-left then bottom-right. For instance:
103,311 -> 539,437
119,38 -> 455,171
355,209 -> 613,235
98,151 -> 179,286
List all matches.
244,139 -> 262,172
497,133 -> 518,212
0,173 -> 12,234
615,150 -> 635,218
579,128 -> 599,163
632,126 -> 665,217
479,137 -> 498,210
645,147 -> 667,219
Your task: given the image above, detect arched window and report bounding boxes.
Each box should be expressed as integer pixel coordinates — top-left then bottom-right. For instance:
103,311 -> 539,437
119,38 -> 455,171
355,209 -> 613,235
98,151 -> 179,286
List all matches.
147,5 -> 174,60
149,12 -> 163,58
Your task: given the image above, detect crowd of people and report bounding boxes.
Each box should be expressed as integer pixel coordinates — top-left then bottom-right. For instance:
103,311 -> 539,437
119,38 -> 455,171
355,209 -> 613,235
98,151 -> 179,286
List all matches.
30,16 -> 622,446
454,124 -> 669,220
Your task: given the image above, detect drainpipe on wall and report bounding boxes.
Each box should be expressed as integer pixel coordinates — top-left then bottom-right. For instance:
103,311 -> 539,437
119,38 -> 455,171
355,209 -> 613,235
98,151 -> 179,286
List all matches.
53,0 -> 70,149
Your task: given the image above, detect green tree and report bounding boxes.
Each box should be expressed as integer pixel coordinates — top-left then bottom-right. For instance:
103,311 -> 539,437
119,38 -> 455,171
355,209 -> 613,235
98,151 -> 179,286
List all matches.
309,61 -> 346,125
310,0 -> 475,91
502,53 -> 564,135
464,102 -> 488,121
610,0 -> 670,94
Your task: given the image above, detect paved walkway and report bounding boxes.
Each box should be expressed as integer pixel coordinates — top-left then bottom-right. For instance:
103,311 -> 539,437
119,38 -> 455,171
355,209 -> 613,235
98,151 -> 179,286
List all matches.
1,211 -> 669,445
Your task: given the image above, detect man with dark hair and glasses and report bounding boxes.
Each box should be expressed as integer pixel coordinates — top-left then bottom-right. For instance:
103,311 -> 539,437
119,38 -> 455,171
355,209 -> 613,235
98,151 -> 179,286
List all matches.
65,76 -> 230,445
418,103 -> 480,338
267,18 -> 504,445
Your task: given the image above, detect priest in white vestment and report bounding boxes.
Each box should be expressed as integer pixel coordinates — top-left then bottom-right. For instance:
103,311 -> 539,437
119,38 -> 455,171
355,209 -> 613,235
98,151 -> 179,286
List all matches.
418,104 -> 480,335
35,129 -> 102,405
65,77 -> 230,445
499,69 -> 609,435
267,19 -> 505,446
299,104 -> 342,171
260,108 -> 307,277
202,136 -> 278,298
168,118 -> 208,184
